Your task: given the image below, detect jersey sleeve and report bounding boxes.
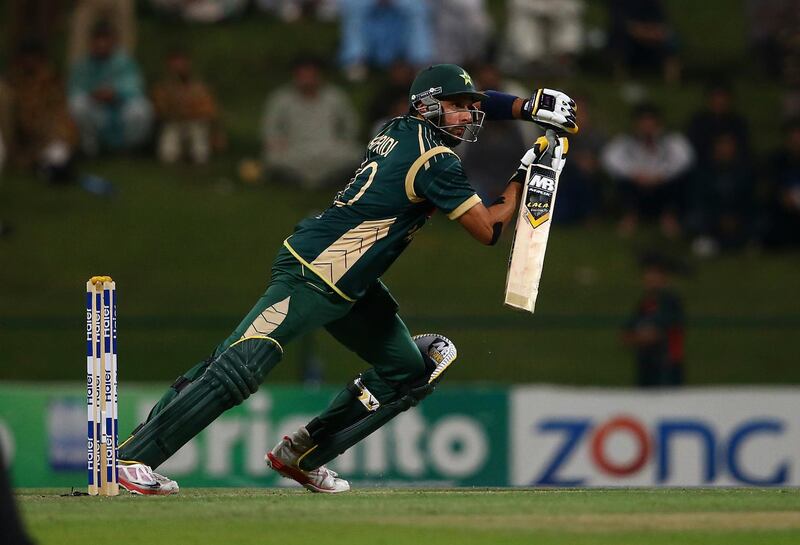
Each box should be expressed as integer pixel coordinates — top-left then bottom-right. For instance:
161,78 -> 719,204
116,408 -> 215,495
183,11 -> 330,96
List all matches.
415,155 -> 482,220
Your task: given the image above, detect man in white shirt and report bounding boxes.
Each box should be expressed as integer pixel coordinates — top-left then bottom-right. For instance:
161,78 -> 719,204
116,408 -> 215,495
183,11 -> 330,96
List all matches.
262,57 -> 362,189
602,103 -> 693,237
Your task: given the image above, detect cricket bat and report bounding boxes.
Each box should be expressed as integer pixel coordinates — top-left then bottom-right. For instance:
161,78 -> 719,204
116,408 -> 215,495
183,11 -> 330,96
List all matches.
504,134 -> 568,313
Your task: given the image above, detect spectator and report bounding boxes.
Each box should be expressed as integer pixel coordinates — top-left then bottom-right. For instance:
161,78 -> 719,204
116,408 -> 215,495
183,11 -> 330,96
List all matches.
255,0 -> 338,22
500,0 -> 584,77
338,0 -> 433,81
458,64 -> 527,201
0,78 -> 10,238
7,40 -> 78,182
0,143 -> 9,238
745,0 -> 800,80
68,22 -> 153,156
785,85 -> 800,120
369,92 -> 410,137
6,0 -> 66,55
262,57 -> 361,189
69,0 -> 136,65
149,0 -> 249,23
367,60 -> 415,130
152,48 -> 220,164
686,82 -> 751,167
0,78 -> 11,167
0,113 -> 5,176
467,63 -> 539,142
554,95 -> 605,225
431,0 -> 492,67
601,103 -> 693,238
763,119 -> 800,250
607,0 -> 681,83
622,252 -> 686,388
687,132 -> 755,257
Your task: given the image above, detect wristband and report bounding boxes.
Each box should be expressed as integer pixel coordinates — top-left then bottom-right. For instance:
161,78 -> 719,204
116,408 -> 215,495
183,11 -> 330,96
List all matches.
481,91 -> 518,121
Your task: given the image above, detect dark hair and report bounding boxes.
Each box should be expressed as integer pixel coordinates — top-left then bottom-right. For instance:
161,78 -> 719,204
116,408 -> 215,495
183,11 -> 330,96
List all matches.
632,102 -> 661,120
712,130 -> 739,144
166,46 -> 190,59
704,79 -> 733,96
91,20 -> 116,38
14,38 -> 46,60
291,55 -> 324,71
783,117 -> 800,133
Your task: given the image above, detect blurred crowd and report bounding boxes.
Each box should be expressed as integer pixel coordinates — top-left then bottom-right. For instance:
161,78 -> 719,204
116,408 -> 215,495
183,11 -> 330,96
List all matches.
0,0 -> 799,257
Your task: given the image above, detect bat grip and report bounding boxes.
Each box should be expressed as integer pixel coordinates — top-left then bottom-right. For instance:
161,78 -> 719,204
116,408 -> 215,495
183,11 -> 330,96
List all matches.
540,129 -> 558,163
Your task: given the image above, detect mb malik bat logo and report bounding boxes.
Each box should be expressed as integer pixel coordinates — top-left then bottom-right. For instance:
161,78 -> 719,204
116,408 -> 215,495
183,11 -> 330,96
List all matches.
525,175 -> 556,228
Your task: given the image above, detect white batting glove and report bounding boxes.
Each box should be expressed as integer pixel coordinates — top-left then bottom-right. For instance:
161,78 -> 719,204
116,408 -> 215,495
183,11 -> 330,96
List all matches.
522,89 -> 578,135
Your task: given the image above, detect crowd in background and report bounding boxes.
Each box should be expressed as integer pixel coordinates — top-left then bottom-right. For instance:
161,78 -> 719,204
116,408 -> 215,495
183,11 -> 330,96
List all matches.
1,0 -> 798,255
1,0 -> 799,386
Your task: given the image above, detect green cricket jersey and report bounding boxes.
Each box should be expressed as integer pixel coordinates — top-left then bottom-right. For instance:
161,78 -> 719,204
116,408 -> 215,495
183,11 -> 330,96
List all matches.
283,116 -> 482,301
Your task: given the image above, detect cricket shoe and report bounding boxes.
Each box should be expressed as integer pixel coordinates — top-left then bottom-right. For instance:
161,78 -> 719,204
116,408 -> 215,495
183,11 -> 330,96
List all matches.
266,431 -> 350,494
118,462 -> 180,495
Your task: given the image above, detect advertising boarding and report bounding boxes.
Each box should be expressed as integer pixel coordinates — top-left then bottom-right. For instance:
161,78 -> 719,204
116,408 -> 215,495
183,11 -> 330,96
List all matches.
0,384 -> 507,488
1,384 -> 798,488
511,387 -> 800,487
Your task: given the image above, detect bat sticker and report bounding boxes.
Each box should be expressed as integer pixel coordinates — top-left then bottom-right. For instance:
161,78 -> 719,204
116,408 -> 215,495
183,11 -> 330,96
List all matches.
524,173 -> 556,228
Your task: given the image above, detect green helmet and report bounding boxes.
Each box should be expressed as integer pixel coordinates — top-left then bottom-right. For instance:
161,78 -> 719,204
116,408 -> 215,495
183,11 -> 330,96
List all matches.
409,64 -> 488,104
409,64 -> 487,143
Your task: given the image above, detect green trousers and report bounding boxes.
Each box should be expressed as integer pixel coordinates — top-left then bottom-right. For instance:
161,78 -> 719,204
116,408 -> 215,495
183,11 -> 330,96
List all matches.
143,247 -> 426,437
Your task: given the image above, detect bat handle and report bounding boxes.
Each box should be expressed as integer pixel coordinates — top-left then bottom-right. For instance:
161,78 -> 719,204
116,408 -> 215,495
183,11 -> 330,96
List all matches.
541,129 -> 558,163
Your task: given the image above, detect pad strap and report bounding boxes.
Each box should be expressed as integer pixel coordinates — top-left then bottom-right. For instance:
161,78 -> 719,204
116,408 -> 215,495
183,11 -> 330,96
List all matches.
347,375 -> 381,412
171,375 -> 191,393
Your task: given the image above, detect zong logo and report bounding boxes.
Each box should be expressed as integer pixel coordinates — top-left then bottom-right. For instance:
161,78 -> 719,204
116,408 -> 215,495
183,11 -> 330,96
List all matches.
533,415 -> 789,486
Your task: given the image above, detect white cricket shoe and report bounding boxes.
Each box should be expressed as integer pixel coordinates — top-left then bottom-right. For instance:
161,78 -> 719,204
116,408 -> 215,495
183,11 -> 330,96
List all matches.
118,462 -> 180,496
266,430 -> 350,494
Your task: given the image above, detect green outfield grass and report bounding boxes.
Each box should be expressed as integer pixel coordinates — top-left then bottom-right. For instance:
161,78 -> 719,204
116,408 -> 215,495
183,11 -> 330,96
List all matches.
2,156 -> 799,385
16,488 -> 800,545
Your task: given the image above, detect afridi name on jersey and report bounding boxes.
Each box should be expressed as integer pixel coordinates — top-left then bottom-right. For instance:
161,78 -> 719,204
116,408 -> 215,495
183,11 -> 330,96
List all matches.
283,116 -> 482,301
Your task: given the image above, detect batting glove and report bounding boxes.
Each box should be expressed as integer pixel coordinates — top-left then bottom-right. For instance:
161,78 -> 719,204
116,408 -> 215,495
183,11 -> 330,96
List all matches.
522,89 -> 578,135
518,130 -> 569,171
519,132 -> 554,169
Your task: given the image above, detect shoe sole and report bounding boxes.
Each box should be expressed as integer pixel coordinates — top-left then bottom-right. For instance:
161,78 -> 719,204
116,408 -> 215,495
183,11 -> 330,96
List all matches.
265,452 -> 347,494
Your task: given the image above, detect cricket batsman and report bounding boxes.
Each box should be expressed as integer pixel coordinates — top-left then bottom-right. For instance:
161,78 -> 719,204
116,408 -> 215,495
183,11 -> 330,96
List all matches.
115,64 -> 577,494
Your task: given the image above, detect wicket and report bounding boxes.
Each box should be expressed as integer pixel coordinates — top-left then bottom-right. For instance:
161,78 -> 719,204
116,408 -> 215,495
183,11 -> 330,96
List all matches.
86,276 -> 118,496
